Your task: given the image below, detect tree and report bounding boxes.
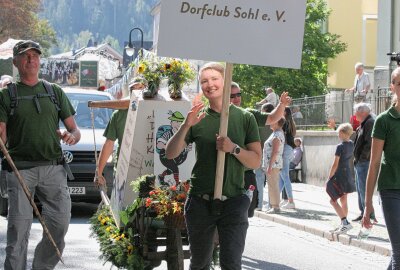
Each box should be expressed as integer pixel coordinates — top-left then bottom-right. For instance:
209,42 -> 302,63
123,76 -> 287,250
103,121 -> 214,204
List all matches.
233,0 -> 347,108
0,0 -> 57,56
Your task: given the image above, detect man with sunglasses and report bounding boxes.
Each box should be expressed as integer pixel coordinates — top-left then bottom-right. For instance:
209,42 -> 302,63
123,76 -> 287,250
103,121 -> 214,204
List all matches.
230,82 -> 289,216
0,40 -> 81,270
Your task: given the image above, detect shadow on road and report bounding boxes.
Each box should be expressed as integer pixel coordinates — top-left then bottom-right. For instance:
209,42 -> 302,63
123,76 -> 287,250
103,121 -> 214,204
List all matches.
242,255 -> 297,270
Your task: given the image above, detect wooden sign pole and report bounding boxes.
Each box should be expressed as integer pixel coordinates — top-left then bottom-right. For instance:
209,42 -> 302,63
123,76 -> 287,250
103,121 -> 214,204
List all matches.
213,63 -> 233,203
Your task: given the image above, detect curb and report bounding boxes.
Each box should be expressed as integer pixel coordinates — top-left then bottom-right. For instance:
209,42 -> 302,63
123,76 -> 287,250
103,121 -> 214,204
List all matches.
254,211 -> 391,257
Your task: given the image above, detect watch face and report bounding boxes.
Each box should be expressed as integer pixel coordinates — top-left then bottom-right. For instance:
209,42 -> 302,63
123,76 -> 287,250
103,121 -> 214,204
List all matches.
234,146 -> 240,155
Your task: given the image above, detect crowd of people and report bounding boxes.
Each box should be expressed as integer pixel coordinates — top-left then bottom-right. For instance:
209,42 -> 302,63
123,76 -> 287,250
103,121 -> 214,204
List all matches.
0,38 -> 399,270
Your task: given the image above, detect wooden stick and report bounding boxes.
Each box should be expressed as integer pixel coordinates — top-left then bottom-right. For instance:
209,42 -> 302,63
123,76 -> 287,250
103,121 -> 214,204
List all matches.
88,99 -> 130,110
213,63 -> 233,200
0,138 -> 64,264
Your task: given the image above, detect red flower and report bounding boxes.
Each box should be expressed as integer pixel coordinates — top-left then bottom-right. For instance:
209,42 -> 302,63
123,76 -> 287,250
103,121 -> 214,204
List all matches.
170,185 -> 177,191
145,198 -> 152,207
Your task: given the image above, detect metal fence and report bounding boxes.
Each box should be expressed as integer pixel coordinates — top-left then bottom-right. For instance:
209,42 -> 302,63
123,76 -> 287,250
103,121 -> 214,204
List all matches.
290,87 -> 393,130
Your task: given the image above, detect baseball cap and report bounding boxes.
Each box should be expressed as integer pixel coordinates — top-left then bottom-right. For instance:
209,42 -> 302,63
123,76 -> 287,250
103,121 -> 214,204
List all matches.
13,40 -> 42,57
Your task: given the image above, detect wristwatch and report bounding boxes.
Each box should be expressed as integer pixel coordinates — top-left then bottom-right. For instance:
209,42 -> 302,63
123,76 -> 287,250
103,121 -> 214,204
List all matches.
231,144 -> 241,156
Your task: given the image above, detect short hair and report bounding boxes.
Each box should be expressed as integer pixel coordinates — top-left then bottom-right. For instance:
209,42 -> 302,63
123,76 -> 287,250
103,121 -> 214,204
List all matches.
231,81 -> 240,90
354,102 -> 371,113
337,123 -> 353,137
199,62 -> 225,78
261,103 -> 274,113
391,67 -> 400,84
355,62 -> 364,69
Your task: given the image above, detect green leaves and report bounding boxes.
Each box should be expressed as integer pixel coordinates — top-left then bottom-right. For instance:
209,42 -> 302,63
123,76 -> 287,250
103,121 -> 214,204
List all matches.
233,0 -> 347,107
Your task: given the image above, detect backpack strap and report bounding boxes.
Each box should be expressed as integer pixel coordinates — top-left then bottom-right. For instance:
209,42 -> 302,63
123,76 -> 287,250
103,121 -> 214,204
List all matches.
7,83 -> 18,116
42,79 -> 61,112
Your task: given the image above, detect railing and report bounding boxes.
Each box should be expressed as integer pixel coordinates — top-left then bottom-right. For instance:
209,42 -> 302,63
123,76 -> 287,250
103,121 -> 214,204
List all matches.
289,87 -> 392,130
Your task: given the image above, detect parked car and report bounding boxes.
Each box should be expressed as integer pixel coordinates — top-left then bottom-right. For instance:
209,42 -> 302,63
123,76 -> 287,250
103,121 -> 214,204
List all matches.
0,88 -> 115,216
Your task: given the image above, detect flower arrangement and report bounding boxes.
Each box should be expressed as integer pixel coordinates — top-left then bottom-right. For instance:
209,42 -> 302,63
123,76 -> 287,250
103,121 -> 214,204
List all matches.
164,58 -> 196,98
89,175 -> 191,268
145,181 -> 189,219
89,206 -> 144,269
134,54 -> 166,98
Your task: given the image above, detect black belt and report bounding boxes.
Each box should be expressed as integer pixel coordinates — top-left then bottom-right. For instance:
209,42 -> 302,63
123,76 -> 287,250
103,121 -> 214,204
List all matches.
2,158 -> 74,180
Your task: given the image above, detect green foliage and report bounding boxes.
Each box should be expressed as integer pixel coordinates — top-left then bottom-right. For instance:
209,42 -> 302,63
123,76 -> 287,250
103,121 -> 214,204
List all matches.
90,206 -> 144,269
0,0 -> 57,55
232,0 -> 347,108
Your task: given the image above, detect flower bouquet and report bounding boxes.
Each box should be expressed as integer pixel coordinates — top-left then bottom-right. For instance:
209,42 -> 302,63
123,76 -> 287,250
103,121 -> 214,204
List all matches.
163,58 -> 196,99
135,55 -> 165,98
145,181 -> 190,229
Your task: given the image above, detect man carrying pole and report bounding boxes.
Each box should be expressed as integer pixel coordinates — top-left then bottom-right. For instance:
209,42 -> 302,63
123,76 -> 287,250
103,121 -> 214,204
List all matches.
0,40 -> 81,270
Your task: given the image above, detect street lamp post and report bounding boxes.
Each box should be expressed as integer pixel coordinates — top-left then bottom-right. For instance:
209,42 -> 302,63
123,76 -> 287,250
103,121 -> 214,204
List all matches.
125,27 -> 144,61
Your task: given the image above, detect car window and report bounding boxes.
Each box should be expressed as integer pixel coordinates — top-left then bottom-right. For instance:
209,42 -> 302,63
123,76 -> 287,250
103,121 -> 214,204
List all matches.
60,93 -> 114,129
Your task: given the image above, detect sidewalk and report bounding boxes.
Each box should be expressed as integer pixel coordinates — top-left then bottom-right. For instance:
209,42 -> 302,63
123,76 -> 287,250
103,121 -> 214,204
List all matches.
254,183 -> 391,257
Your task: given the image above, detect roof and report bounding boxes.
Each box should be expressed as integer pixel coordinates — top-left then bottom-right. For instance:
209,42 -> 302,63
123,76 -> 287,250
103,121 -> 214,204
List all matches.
0,38 -> 21,60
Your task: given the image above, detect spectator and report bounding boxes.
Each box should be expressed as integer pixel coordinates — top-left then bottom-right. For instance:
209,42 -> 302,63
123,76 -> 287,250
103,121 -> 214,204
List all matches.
263,117 -> 286,214
362,67 -> 400,270
292,106 -> 303,119
345,62 -> 370,103
257,87 -> 279,107
290,137 -> 303,170
166,62 -> 262,269
352,103 -> 376,223
279,107 -> 297,209
326,123 -> 356,234
0,40 -> 81,270
255,103 -> 275,210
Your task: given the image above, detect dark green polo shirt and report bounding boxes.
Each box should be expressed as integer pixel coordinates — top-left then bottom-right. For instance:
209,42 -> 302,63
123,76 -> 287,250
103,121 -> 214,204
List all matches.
372,106 -> 400,191
0,81 -> 75,161
185,105 -> 260,197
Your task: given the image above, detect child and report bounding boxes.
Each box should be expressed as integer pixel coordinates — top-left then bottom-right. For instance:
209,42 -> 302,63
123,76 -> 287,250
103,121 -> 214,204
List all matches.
326,123 -> 356,234
263,117 -> 286,214
290,137 -> 303,170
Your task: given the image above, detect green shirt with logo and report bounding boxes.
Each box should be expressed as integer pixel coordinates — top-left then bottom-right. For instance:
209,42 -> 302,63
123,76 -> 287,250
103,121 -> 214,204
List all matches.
372,106 -> 400,191
0,81 -> 75,161
185,105 -> 260,197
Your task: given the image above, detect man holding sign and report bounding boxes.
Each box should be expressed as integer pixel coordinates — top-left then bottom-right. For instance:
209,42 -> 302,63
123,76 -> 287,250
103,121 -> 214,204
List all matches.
166,63 -> 291,269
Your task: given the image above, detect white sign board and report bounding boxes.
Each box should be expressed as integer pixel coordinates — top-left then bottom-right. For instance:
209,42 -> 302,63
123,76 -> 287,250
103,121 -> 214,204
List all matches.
158,0 -> 307,69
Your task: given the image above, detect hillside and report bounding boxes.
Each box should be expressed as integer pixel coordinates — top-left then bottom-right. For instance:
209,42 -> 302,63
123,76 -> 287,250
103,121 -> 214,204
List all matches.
40,0 -> 158,54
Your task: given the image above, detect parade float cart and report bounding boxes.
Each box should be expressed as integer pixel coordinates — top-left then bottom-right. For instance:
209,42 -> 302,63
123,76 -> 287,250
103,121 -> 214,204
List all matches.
90,87 -> 194,269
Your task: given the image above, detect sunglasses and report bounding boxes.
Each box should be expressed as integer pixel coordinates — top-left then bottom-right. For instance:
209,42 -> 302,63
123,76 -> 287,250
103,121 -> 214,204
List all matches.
230,93 -> 242,98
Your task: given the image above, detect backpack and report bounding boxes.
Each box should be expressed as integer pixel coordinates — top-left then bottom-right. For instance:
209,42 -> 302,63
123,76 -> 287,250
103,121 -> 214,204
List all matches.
155,125 -> 172,154
7,79 -> 61,116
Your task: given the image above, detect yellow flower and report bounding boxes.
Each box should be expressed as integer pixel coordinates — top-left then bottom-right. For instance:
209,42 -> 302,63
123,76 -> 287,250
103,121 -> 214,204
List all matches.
106,226 -> 112,232
120,234 -> 125,239
101,219 -> 107,225
138,64 -> 145,73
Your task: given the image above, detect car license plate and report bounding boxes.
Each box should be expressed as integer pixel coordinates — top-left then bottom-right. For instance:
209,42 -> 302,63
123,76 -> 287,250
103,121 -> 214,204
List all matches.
69,187 -> 85,195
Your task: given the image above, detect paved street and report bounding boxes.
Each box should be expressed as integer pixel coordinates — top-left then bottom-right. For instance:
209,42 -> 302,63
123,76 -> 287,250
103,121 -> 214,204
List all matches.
0,199 -> 390,270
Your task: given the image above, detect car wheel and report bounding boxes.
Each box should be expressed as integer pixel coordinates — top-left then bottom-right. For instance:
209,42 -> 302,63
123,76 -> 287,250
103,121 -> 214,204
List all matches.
0,197 -> 8,217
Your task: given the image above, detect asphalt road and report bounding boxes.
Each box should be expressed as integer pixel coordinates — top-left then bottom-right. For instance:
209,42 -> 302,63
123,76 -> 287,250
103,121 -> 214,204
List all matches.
0,203 -> 390,270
